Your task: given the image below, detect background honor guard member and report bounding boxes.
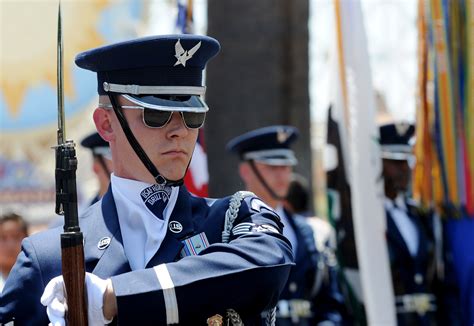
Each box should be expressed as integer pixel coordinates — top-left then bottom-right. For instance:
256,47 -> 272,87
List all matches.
80,131 -> 113,206
227,126 -> 347,325
0,213 -> 28,292
0,35 -> 294,325
380,122 -> 462,326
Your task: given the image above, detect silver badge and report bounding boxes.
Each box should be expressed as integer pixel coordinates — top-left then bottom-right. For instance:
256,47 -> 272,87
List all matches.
277,128 -> 290,143
169,221 -> 183,233
394,121 -> 411,136
97,237 -> 111,250
174,39 -> 201,67
250,198 -> 274,213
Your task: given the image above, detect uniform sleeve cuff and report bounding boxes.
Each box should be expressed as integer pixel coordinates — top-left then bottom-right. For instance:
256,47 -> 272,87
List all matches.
154,264 -> 179,324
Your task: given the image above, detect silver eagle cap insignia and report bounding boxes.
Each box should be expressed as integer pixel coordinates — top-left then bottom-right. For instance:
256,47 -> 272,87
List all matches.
277,129 -> 290,143
174,39 -> 201,67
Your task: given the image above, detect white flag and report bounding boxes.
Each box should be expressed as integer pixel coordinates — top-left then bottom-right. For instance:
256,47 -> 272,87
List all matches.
331,0 -> 396,324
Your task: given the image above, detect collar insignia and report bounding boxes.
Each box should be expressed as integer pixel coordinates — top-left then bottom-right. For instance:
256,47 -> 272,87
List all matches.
174,39 -> 201,67
169,220 -> 183,233
97,237 -> 111,250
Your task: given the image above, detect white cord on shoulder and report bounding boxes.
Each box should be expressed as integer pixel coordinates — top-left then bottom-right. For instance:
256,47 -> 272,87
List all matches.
221,191 -> 254,244
221,191 -> 276,326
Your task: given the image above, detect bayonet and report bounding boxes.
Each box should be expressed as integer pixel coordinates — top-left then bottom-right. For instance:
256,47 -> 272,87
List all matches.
57,1 -> 65,145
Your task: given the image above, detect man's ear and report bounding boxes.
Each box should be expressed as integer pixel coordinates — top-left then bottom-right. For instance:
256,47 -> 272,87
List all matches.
239,162 -> 251,184
93,108 -> 114,142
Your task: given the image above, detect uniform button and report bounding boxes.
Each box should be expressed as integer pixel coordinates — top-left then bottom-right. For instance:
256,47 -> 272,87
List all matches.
289,282 -> 297,293
414,273 -> 423,284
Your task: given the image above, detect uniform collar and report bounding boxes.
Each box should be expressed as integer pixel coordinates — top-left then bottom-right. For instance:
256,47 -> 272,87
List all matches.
87,186 -> 199,271
384,194 -> 408,212
385,207 -> 425,259
89,186 -> 131,278
111,174 -> 178,270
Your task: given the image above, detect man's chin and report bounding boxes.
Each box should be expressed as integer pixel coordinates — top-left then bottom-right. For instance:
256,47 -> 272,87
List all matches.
275,191 -> 289,199
161,171 -> 187,183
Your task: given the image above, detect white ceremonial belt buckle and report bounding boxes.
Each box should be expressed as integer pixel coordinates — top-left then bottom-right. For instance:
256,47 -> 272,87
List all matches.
275,299 -> 312,321
396,293 -> 436,315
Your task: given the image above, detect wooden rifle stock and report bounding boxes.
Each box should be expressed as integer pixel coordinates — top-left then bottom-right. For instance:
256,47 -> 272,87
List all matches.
61,238 -> 87,326
61,234 -> 87,325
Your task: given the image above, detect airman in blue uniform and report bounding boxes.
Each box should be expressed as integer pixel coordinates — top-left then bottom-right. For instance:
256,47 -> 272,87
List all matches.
380,122 -> 461,325
227,126 -> 347,325
0,35 -> 293,325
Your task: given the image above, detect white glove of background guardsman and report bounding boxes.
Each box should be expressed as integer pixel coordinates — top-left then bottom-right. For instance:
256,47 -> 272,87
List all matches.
40,272 -> 113,326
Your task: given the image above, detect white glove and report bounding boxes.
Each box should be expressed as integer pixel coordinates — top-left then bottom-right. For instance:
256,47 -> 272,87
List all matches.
41,272 -> 113,326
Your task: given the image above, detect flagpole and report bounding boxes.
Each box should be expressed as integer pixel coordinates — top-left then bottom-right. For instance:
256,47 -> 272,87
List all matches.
333,1 -> 396,324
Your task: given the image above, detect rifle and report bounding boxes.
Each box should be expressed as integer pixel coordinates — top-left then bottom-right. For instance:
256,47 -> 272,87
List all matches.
55,3 -> 88,325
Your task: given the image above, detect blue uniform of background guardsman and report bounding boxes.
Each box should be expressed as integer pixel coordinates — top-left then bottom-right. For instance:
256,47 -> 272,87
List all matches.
379,123 -> 462,326
0,35 -> 294,325
227,126 -> 347,325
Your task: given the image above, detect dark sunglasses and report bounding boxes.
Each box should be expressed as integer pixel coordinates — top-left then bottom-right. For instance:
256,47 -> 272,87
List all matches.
100,104 -> 206,129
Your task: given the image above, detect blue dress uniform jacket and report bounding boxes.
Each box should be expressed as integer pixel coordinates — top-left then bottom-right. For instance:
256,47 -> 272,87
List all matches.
275,210 -> 345,325
0,186 -> 293,325
386,199 -> 461,326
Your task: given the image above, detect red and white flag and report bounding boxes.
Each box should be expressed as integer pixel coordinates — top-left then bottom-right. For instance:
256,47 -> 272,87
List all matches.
176,0 -> 209,196
184,130 -> 209,197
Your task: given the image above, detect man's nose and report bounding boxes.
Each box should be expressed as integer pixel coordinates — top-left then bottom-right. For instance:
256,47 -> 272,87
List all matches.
167,112 -> 188,136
